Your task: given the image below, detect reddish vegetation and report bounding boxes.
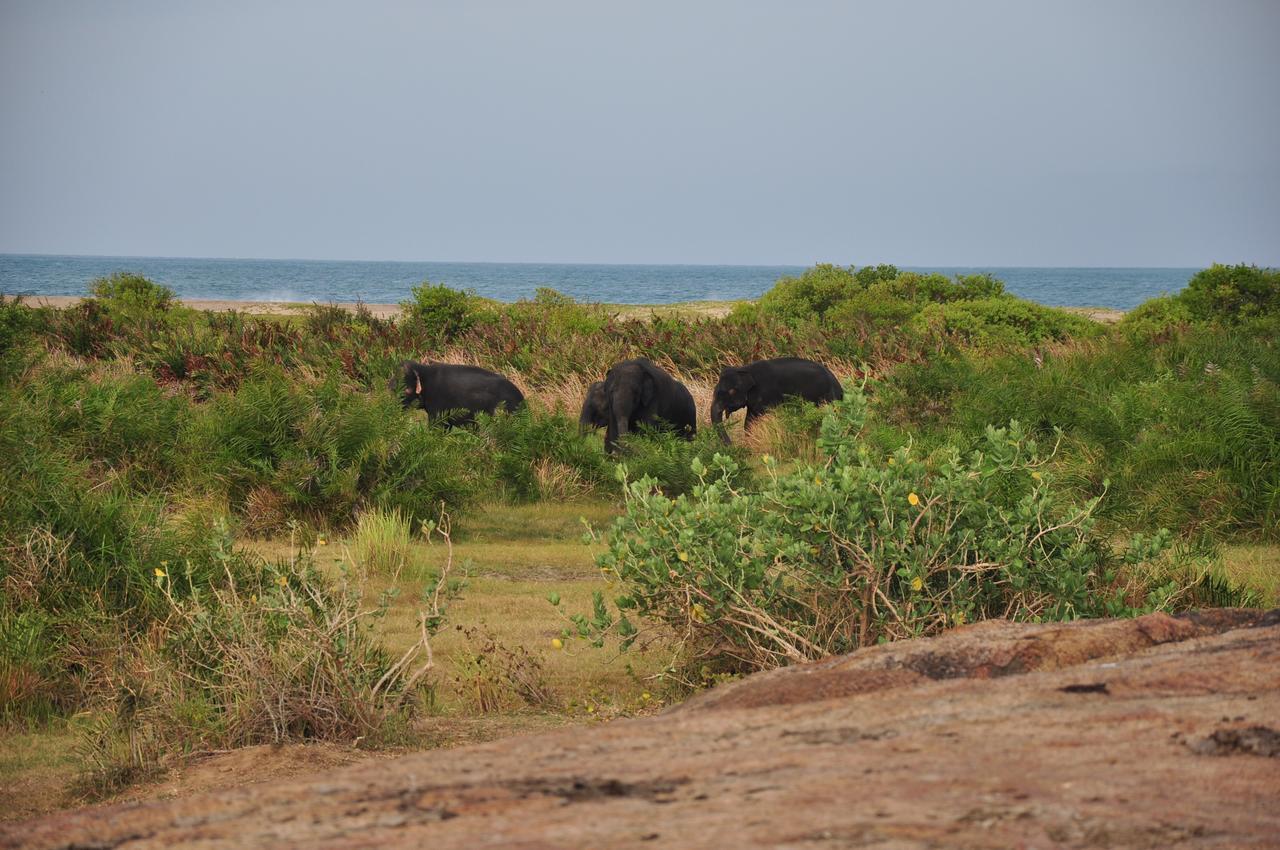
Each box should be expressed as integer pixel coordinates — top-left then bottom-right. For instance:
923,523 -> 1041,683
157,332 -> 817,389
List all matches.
6,610 -> 1278,849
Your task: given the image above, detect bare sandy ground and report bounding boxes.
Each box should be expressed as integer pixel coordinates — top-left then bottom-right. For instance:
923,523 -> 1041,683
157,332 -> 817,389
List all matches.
25,295 -> 404,319
6,610 -> 1277,849
23,295 -> 1123,323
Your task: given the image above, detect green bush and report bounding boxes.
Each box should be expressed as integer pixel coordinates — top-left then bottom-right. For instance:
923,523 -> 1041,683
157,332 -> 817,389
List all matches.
1179,263 -> 1280,322
616,428 -> 753,497
468,408 -> 611,501
27,364 -> 188,491
400,281 -> 491,345
872,321 -> 1280,539
90,273 -> 175,316
566,389 -> 1226,673
1115,295 -> 1193,342
910,297 -> 1100,349
0,383 -> 265,717
185,370 -> 482,532
756,264 -> 870,321
0,296 -> 40,358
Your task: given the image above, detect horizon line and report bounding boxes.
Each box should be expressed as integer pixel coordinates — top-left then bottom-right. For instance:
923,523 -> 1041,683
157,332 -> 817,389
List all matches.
0,251 -> 1215,271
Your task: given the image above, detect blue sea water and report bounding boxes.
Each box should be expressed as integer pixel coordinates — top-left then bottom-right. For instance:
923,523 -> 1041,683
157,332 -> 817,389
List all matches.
0,254 -> 1199,311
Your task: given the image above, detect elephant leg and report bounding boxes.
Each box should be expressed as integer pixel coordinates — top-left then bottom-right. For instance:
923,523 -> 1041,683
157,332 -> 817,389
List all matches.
743,408 -> 762,432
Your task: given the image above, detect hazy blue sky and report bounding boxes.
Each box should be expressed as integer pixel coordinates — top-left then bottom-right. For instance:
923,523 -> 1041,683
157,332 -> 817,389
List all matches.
2,1 -> 1277,266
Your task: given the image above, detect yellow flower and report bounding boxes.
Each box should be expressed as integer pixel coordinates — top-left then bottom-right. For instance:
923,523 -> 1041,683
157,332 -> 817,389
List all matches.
641,692 -> 652,701
888,457 -> 896,466
677,551 -> 689,563
586,704 -> 595,714
908,492 -> 920,506
954,610 -> 967,625
317,537 -> 327,546
250,594 -> 257,604
1031,471 -> 1042,481
691,603 -> 707,623
277,575 -> 288,587
813,475 -> 822,486
551,638 -> 563,650
154,567 -> 166,578
761,454 -> 775,465
910,576 -> 923,592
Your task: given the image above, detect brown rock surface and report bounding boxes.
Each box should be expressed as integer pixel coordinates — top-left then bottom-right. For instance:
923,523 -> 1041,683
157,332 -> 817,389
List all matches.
6,610 -> 1278,849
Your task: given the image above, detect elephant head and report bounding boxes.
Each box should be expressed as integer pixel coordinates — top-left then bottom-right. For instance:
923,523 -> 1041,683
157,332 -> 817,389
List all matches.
710,365 -> 755,443
397,361 -> 426,409
603,362 -> 658,453
579,381 -> 609,434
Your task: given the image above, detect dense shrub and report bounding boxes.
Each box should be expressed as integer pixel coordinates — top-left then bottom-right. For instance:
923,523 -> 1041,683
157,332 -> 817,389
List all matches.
26,364 -> 188,491
1179,263 -> 1280,322
872,322 -> 1280,539
0,296 -> 40,358
90,272 -> 175,316
616,429 -> 754,497
1115,295 -> 1193,342
400,280 -> 492,345
567,390 -> 1238,673
0,388 -> 263,717
909,297 -> 1100,349
467,408 -> 612,501
753,264 -> 878,321
185,370 -> 482,533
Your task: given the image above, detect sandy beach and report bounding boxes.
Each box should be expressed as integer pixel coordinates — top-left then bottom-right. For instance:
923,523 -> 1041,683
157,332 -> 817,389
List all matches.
22,295 -> 755,320
23,294 -> 1123,323
26,295 -> 405,319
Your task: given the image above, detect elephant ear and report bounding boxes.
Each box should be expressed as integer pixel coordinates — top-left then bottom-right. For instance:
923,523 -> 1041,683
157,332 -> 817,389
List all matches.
398,362 -> 417,396
733,367 -> 757,391
639,371 -> 657,407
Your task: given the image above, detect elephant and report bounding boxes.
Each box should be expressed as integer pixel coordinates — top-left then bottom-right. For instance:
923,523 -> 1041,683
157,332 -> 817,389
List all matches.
591,358 -> 697,453
396,360 -> 525,425
710,357 -> 842,442
578,381 -> 609,433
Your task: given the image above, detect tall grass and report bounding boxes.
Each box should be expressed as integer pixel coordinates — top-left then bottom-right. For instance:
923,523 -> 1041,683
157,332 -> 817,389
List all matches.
349,508 -> 421,577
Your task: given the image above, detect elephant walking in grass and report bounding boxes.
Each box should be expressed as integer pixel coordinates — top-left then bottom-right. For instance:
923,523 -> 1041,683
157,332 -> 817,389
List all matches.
710,357 -> 842,442
582,358 -> 696,453
397,360 -> 524,426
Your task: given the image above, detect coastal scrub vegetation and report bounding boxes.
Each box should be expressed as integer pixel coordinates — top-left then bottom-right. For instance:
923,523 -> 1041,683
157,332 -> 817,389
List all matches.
567,390 -> 1208,674
0,262 -> 1276,792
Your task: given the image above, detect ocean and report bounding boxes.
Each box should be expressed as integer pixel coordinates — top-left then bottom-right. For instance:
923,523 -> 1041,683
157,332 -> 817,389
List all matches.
0,254 -> 1199,310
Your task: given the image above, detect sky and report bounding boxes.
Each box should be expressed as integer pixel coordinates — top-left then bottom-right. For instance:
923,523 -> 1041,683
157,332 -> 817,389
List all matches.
1,0 -> 1277,266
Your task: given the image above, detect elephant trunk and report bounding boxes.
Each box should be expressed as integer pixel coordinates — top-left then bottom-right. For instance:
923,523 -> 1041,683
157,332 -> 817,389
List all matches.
710,399 -> 731,445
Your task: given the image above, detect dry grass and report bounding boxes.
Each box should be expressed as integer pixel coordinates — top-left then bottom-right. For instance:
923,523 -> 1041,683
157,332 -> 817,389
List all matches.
1220,544 -> 1280,606
355,501 -> 669,714
0,722 -> 81,822
248,500 -> 670,718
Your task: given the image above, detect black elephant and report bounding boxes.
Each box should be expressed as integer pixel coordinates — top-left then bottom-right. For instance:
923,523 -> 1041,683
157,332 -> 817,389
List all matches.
590,358 -> 696,453
396,360 -> 525,425
710,357 -> 842,441
578,381 -> 609,433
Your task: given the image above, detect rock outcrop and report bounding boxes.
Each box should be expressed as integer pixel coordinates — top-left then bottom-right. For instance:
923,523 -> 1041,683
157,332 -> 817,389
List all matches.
6,610 -> 1278,849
